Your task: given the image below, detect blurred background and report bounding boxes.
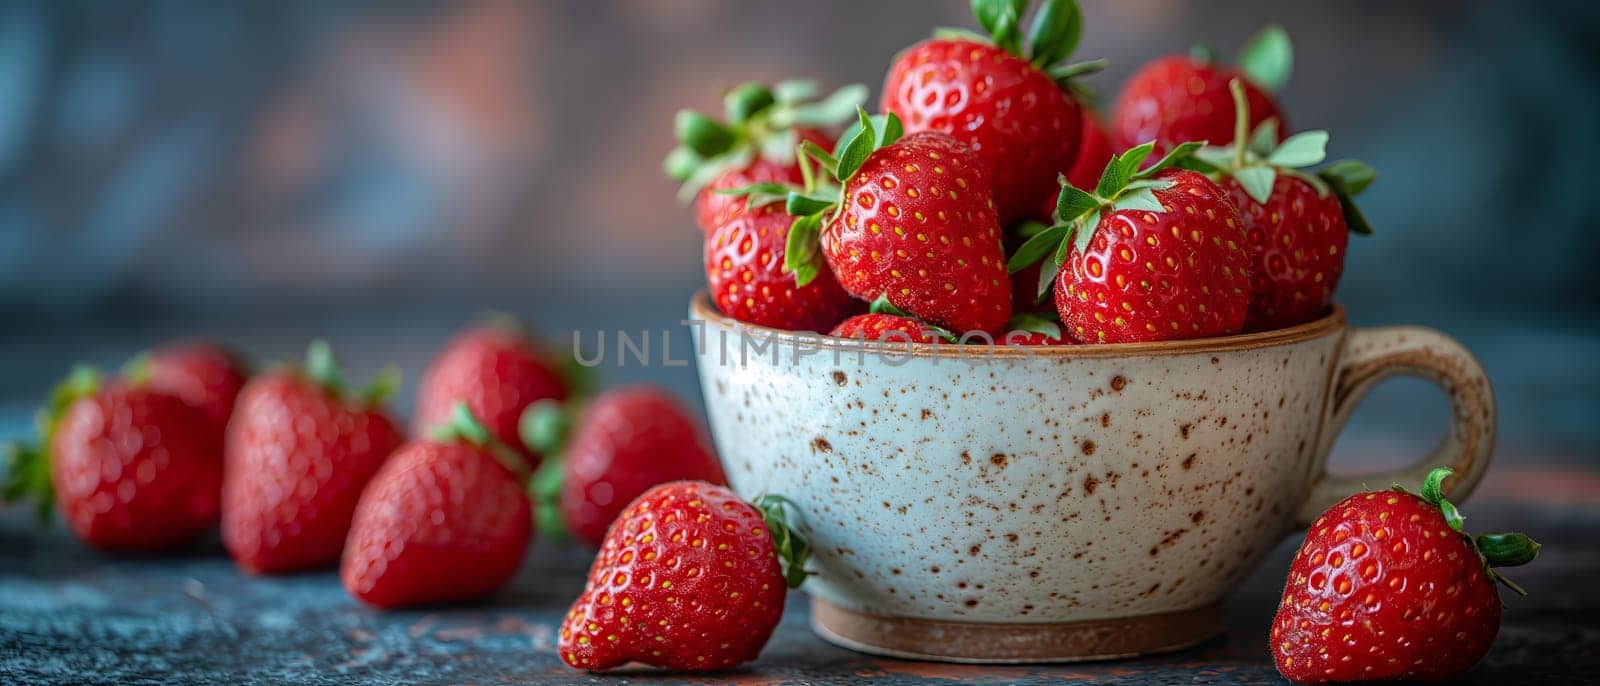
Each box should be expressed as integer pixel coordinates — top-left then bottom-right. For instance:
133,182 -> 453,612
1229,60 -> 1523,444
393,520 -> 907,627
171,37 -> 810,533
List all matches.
1,0 -> 1596,480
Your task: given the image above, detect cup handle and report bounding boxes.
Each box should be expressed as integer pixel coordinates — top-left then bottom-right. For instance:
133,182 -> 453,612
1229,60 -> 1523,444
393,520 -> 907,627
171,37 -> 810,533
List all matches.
1296,326 -> 1496,527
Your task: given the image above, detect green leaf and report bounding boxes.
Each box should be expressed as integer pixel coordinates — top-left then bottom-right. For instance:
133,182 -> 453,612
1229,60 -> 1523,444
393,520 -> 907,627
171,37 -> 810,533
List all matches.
834,107 -> 878,181
1094,153 -> 1131,197
1047,58 -> 1108,84
778,83 -> 870,128
786,191 -> 836,217
1107,142 -> 1157,192
717,182 -> 791,197
1191,146 -> 1237,170
757,494 -> 814,589
1438,498 -> 1466,533
971,0 -> 1006,35
1267,130 -> 1329,168
675,110 -> 738,157
1140,141 -> 1206,177
1035,257 -> 1060,304
1006,312 -> 1062,339
662,146 -> 701,182
801,141 -> 840,177
304,340 -> 348,398
675,146 -> 753,204
1008,223 -> 1071,274
991,0 -> 1026,55
1319,159 -> 1376,196
784,214 -> 825,287
439,401 -> 493,446
1247,118 -> 1280,157
1110,187 -> 1166,214
518,399 -> 571,456
1056,183 -> 1100,223
868,294 -> 915,318
1233,166 -> 1277,205
1028,0 -> 1082,67
773,79 -> 819,105
1237,24 -> 1293,93
529,456 -> 569,545
879,112 -> 904,147
1419,467 -> 1452,504
1477,532 -> 1541,568
1015,220 -> 1050,239
934,27 -> 992,43
1070,215 -> 1099,258
724,82 -> 776,124
361,367 -> 401,407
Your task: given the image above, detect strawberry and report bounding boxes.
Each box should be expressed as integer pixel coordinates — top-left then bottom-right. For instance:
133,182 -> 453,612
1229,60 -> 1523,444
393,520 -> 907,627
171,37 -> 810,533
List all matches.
413,322 -> 570,466
1111,25 -> 1292,158
1003,312 -> 1070,345
781,113 -> 1012,334
664,80 -> 865,234
883,0 -> 1104,224
705,196 -> 861,332
1273,468 -> 1539,683
1185,80 -> 1376,331
222,341 -> 404,574
1010,142 -> 1252,343
523,386 -> 727,547
342,404 -> 532,608
559,481 -> 810,672
2,367 -> 222,551
830,313 -> 941,343
130,341 -> 248,430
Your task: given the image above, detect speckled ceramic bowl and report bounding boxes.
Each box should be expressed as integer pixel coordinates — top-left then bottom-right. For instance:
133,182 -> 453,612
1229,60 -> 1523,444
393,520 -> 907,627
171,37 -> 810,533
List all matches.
686,291 -> 1495,663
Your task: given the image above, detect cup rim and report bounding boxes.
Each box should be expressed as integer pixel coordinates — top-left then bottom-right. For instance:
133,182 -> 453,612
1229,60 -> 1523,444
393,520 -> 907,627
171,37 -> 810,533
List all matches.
689,290 -> 1347,359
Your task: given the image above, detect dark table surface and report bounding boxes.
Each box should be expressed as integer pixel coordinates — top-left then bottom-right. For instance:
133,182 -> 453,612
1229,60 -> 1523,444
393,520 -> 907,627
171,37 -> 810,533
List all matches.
3,464 -> 1598,686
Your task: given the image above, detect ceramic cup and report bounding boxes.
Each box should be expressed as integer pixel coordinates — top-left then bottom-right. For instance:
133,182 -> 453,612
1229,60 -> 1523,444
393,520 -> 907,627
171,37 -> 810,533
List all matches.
687,291 -> 1494,663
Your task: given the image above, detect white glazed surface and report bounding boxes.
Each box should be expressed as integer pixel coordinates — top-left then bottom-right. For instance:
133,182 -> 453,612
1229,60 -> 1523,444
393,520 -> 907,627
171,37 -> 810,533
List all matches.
688,295 -> 1491,625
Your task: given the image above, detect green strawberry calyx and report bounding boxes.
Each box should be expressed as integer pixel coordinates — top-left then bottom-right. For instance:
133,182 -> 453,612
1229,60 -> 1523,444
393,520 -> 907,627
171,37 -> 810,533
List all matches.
433,401 -> 534,484
665,80 -> 868,205
303,340 -> 400,410
755,494 -> 813,589
1182,79 -> 1377,235
936,0 -> 1106,96
1398,467 -> 1540,596
1190,24 -> 1293,95
519,398 -> 576,544
1005,140 -> 1204,303
1005,312 -> 1063,341
868,296 -> 958,343
2,365 -> 104,522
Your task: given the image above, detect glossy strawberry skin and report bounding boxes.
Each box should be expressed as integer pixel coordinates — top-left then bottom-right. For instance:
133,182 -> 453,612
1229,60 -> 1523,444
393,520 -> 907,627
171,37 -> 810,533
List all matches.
341,440 -> 531,609
413,326 -> 568,467
560,481 -> 786,672
1055,169 -> 1251,343
1223,175 -> 1347,331
223,372 -> 404,574
144,342 -> 248,430
1273,491 -> 1502,682
829,313 -> 940,343
50,387 -> 222,551
884,39 -> 1084,224
822,131 -> 1012,335
562,387 -> 726,547
1112,55 -> 1284,158
1003,329 -> 1071,346
695,128 -> 834,234
707,201 -> 861,332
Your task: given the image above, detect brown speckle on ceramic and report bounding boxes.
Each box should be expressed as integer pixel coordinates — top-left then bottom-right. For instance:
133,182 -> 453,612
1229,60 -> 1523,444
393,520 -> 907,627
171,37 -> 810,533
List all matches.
686,292 -> 1495,662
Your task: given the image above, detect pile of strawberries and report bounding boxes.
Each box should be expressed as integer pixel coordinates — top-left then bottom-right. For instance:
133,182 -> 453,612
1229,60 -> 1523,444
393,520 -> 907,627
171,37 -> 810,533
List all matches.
674,0 -> 1380,346
1,323 -> 736,610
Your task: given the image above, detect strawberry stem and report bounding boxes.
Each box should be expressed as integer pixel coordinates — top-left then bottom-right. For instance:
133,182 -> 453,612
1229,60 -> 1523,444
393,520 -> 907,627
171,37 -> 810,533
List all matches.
1230,79 -> 1249,170
1402,467 -> 1540,596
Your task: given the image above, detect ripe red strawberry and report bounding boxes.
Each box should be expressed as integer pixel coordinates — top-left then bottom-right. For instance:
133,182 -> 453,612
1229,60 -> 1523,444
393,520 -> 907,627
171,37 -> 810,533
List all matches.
342,404 -> 532,608
1003,313 -> 1070,345
523,386 -> 727,547
705,198 -> 861,332
1010,143 -> 1252,343
222,342 -> 404,574
883,0 -> 1100,224
559,481 -> 810,672
1187,80 -> 1376,331
665,80 -> 864,233
133,341 -> 248,430
2,367 -> 222,551
830,313 -> 941,343
783,115 -> 1012,334
1112,26 -> 1291,157
413,322 -> 569,466
1273,468 -> 1539,683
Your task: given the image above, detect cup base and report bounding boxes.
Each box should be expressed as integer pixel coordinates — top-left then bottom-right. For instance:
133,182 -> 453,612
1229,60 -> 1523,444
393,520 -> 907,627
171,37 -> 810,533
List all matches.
810,597 -> 1224,664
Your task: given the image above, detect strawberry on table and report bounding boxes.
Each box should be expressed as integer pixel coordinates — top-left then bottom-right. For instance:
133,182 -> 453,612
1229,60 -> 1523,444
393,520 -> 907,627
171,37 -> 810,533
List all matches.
665,80 -> 866,234
1112,25 -> 1292,157
2,366 -> 222,551
1273,468 -> 1539,683
413,321 -> 570,467
781,111 -> 1013,335
342,404 -> 533,609
883,0 -> 1104,224
1010,142 -> 1252,343
1185,80 -> 1376,331
705,191 -> 861,332
130,341 -> 249,430
522,386 -> 727,547
559,481 -> 810,672
222,341 -> 404,574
